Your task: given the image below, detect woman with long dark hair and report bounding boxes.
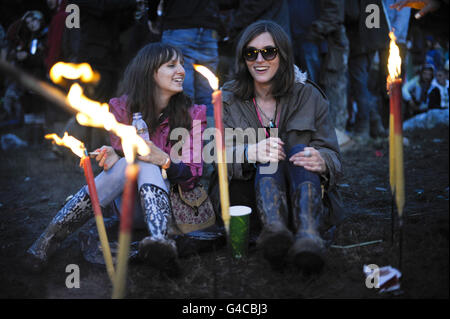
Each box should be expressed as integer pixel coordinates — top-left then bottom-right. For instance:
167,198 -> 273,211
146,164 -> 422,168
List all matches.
26,43 -> 207,272
210,21 -> 344,273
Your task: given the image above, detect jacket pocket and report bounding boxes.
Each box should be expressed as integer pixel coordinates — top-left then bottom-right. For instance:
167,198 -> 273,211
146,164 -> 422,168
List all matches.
284,119 -> 317,134
283,126 -> 316,149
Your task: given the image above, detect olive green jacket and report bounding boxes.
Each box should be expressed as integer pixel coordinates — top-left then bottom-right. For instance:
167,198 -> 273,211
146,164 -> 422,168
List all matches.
220,79 -> 342,190
209,79 -> 346,225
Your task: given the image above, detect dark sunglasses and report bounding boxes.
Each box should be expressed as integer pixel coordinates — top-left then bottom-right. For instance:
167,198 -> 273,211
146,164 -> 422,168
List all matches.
243,46 -> 278,61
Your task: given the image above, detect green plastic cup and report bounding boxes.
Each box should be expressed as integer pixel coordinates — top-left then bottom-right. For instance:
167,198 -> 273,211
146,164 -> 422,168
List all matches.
229,206 -> 252,259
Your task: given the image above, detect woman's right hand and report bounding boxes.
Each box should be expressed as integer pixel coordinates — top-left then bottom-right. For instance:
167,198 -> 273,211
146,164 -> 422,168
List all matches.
91,146 -> 120,171
247,137 -> 286,163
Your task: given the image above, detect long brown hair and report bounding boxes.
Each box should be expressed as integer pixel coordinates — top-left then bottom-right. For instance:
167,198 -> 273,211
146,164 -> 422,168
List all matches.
117,43 -> 192,139
231,20 -> 295,100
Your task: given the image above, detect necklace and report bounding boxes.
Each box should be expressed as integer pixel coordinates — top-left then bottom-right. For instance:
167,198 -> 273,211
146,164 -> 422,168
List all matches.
253,98 -> 278,128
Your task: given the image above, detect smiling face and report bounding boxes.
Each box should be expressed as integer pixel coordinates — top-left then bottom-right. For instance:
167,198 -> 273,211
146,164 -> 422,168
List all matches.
245,32 -> 280,88
154,55 -> 185,97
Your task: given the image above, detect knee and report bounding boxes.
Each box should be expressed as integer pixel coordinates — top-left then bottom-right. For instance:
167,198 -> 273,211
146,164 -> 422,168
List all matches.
138,161 -> 161,175
100,157 -> 127,183
287,144 -> 307,158
137,161 -> 167,190
255,161 -> 285,181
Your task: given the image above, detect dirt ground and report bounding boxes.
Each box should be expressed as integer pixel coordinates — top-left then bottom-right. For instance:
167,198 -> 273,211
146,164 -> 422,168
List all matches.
0,122 -> 448,299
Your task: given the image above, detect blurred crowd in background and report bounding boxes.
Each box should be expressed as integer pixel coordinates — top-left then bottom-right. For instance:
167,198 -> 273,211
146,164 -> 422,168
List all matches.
0,0 -> 448,150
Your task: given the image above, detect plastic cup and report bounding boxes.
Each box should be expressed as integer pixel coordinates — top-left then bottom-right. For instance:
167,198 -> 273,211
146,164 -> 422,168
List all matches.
229,206 -> 252,259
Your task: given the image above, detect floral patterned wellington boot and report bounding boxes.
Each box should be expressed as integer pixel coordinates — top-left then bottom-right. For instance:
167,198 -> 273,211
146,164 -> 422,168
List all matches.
26,187 -> 93,272
138,183 -> 179,274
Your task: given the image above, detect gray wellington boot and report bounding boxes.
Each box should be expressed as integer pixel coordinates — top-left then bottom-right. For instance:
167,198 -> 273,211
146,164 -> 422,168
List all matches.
255,176 -> 294,269
138,184 -> 179,274
26,187 -> 93,272
288,182 -> 326,274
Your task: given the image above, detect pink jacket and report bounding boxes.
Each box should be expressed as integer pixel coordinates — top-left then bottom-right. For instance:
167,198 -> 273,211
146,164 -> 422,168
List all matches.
108,95 -> 207,190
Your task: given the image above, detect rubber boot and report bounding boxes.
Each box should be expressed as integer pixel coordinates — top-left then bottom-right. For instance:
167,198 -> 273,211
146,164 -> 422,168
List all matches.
26,187 -> 93,272
138,183 -> 179,274
255,176 -> 294,269
288,182 -> 326,274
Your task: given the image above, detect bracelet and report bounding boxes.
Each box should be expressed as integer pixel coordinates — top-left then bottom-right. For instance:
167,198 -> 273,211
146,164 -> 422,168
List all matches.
161,156 -> 171,170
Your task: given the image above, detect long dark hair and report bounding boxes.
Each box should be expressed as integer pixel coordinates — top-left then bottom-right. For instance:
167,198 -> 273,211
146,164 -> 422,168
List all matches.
117,42 -> 192,139
231,20 -> 295,100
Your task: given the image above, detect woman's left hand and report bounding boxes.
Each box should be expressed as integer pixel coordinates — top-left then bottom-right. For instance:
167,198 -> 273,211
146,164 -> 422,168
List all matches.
289,147 -> 327,174
137,140 -> 169,167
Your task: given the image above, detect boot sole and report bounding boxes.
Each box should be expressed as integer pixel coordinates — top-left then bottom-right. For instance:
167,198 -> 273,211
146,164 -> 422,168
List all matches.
139,239 -> 178,271
289,238 -> 325,274
23,251 -> 48,274
260,231 -> 294,264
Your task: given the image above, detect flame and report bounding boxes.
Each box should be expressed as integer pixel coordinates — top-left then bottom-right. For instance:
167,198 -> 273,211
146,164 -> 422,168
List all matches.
387,31 -> 402,83
66,83 -> 150,163
48,62 -> 150,163
45,132 -> 85,158
193,64 -> 218,91
50,62 -> 100,84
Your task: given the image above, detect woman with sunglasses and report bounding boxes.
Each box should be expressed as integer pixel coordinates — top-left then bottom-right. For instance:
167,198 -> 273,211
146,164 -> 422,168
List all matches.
210,20 -> 343,274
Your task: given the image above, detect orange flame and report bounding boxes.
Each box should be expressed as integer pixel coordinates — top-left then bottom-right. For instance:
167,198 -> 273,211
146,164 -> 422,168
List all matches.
67,83 -> 150,163
50,62 -> 100,84
45,132 -> 85,158
49,63 -> 150,163
193,64 -> 219,90
387,31 -> 402,83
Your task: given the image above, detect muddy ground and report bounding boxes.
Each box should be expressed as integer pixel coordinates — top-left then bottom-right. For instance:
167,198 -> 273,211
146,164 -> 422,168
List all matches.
0,122 -> 448,299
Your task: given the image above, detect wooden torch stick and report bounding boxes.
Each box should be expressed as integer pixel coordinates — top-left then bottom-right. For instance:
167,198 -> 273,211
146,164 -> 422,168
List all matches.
112,161 -> 139,299
81,149 -> 115,282
213,89 -> 230,234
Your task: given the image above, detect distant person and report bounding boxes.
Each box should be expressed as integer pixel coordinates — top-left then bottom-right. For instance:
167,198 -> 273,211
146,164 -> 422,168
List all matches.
149,0 -> 221,120
287,0 -> 324,83
44,0 -> 68,72
0,24 -> 8,122
2,11 -> 47,124
6,10 -> 47,78
0,24 -> 6,61
289,0 -> 351,148
428,67 -> 449,109
61,0 -> 138,151
222,0 -> 291,43
345,0 -> 388,140
121,0 -> 161,69
402,63 -> 435,117
425,36 -> 445,70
